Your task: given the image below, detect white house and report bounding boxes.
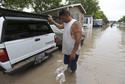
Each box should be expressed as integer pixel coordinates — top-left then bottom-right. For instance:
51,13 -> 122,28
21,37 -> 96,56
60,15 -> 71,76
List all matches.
83,15 -> 93,28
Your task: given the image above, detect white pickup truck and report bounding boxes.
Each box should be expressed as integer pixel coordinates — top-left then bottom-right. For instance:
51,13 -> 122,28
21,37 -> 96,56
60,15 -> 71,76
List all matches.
0,8 -> 58,74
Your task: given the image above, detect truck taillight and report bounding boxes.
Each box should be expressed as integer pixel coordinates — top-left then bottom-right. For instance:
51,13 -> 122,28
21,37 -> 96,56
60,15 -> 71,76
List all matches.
54,35 -> 56,43
0,49 -> 9,62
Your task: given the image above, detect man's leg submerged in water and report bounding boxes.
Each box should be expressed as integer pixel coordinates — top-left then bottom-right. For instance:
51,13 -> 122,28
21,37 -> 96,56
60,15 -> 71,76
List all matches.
64,54 -> 79,73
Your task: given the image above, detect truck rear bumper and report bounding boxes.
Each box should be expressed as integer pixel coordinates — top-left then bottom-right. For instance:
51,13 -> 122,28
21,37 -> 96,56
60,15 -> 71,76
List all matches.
4,47 -> 58,75
0,61 -> 12,71
45,47 -> 58,56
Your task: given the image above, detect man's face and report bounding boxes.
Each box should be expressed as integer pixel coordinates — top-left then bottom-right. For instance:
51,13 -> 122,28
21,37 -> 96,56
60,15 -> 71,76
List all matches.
61,14 -> 68,23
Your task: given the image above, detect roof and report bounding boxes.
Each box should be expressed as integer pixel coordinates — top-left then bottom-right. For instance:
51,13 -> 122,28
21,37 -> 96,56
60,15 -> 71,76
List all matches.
94,19 -> 103,21
42,3 -> 86,14
84,15 -> 93,17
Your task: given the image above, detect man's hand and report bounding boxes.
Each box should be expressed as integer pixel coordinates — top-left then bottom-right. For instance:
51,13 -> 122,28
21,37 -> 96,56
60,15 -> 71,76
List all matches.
70,53 -> 75,60
48,15 -> 54,23
48,14 -> 64,29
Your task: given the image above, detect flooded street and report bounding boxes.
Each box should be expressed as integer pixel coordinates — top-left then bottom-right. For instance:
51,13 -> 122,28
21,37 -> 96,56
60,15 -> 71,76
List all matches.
77,25 -> 125,84
0,24 -> 125,84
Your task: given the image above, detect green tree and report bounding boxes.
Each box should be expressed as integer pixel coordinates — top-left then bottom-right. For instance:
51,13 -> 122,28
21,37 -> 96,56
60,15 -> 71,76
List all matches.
66,0 -> 100,15
0,0 -> 62,13
0,0 -> 30,11
118,15 -> 125,22
29,0 -> 62,13
95,11 -> 108,23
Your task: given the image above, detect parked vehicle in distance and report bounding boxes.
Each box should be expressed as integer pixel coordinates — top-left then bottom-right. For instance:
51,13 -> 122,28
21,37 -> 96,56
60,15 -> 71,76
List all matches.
93,19 -> 103,27
0,8 -> 58,74
50,25 -> 85,49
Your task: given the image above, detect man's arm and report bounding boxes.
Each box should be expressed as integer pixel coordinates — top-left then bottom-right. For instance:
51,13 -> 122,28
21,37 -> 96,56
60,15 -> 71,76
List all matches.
70,21 -> 82,60
48,15 -> 64,29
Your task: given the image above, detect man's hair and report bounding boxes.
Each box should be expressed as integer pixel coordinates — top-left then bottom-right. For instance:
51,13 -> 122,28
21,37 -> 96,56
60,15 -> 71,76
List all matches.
59,8 -> 70,17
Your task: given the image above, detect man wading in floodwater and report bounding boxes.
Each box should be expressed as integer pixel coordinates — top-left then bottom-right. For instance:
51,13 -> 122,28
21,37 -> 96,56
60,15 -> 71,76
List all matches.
48,8 -> 82,73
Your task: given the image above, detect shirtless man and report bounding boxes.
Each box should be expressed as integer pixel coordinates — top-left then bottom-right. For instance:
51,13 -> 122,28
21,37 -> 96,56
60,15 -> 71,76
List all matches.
48,8 -> 82,73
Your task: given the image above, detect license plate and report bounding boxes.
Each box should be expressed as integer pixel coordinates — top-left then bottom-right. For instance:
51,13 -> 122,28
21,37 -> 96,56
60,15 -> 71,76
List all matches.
39,53 -> 45,58
34,52 -> 45,64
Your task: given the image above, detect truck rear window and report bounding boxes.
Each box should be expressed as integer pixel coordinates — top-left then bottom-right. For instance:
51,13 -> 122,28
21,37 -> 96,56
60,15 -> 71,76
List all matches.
2,21 -> 53,42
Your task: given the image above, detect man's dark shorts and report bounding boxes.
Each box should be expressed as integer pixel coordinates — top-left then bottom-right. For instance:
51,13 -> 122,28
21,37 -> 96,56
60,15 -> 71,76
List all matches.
64,54 -> 79,71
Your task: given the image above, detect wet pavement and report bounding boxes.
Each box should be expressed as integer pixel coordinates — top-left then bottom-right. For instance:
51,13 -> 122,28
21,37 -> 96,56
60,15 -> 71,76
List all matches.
0,24 -> 125,84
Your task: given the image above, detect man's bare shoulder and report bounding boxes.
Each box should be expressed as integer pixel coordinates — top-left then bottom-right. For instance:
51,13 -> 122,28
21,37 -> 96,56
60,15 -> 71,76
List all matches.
71,21 -> 82,35
72,21 -> 82,30
73,21 -> 81,26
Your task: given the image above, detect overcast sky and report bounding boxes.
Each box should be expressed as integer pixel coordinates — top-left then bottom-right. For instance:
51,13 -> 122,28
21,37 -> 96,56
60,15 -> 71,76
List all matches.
98,0 -> 125,21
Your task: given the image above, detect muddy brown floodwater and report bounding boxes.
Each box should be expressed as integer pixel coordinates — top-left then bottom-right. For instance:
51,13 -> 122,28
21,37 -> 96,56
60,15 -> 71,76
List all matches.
0,24 -> 125,84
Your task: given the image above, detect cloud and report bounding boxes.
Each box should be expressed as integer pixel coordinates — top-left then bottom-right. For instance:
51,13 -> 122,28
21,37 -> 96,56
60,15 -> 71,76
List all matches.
98,0 -> 125,21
